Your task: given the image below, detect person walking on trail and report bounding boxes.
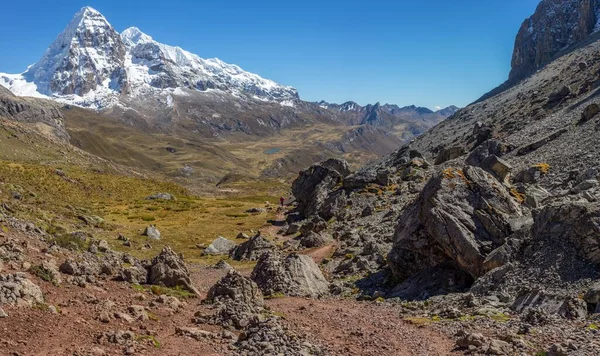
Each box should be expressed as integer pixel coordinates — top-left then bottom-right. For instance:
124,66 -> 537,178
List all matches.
280,196 -> 285,207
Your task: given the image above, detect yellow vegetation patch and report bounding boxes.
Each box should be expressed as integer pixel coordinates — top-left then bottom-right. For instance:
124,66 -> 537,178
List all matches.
533,163 -> 551,174
510,187 -> 526,204
0,160 -> 278,265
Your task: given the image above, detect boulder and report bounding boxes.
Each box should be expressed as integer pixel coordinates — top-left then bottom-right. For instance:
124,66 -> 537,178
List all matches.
245,207 -> 265,214
204,236 -> 236,256
544,85 -> 572,109
580,103 -> 600,124
146,193 -> 175,201
292,158 -> 350,218
229,235 -> 275,261
511,290 -> 587,320
571,179 -> 598,194
517,128 -> 568,156
236,232 -> 250,239
202,270 -> 265,329
466,140 -> 510,167
584,282 -> 600,305
513,165 -> 549,184
0,273 -> 44,306
147,247 -> 199,296
142,225 -> 161,240
59,257 -> 101,277
206,270 -> 264,308
387,266 -> 473,301
434,146 -> 465,165
251,252 -> 329,298
299,232 -> 330,248
479,155 -> 512,183
388,166 -> 523,280
472,121 -> 493,145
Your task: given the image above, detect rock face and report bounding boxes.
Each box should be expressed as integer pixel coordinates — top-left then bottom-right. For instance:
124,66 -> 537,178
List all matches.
251,252 -> 329,298
510,0 -> 600,83
146,247 -> 199,296
25,7 -> 127,97
533,202 -> 600,264
387,166 -> 524,280
291,158 -> 351,218
0,88 -> 68,140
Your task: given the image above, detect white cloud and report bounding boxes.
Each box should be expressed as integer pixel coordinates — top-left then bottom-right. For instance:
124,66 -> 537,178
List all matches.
435,106 -> 441,111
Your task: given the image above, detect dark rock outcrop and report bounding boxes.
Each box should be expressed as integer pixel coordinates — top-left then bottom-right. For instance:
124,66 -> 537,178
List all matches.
291,158 -> 350,218
147,247 -> 199,296
387,166 -> 524,281
229,235 -> 275,261
510,0 -> 600,83
0,88 -> 68,140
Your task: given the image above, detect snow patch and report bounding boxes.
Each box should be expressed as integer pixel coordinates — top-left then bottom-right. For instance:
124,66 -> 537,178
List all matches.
280,99 -> 295,107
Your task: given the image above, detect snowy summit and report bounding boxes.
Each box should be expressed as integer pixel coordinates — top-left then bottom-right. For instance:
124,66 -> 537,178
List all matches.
0,6 -> 298,109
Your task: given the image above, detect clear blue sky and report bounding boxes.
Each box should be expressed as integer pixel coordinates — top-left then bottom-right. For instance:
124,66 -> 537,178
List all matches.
0,0 -> 540,109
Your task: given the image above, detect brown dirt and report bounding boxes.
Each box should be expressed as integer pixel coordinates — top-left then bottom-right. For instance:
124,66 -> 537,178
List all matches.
0,227 -> 457,356
266,297 -> 458,356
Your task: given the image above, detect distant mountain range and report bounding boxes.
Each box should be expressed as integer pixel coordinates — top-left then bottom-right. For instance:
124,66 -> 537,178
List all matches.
0,6 -> 459,181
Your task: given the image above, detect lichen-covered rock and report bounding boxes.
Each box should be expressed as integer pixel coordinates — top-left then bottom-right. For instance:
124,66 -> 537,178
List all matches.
147,247 -> 199,296
388,166 -> 524,280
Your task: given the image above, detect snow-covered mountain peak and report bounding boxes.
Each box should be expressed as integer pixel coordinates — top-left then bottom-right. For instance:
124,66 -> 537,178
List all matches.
121,27 -> 154,47
20,5 -> 126,99
0,6 -> 298,109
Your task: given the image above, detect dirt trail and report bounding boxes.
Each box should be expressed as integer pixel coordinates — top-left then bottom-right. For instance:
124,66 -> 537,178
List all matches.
267,297 -> 458,356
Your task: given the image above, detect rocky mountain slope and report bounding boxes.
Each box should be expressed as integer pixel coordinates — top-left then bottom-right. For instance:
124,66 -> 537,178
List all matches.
11,1 -> 600,355
0,85 -> 68,140
272,1 -> 600,354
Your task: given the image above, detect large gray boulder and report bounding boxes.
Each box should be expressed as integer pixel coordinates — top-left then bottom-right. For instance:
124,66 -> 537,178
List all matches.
147,247 -> 199,296
291,158 -> 350,218
142,225 -> 161,240
229,235 -> 274,261
204,236 -> 236,256
388,166 -> 524,281
251,252 -> 329,298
